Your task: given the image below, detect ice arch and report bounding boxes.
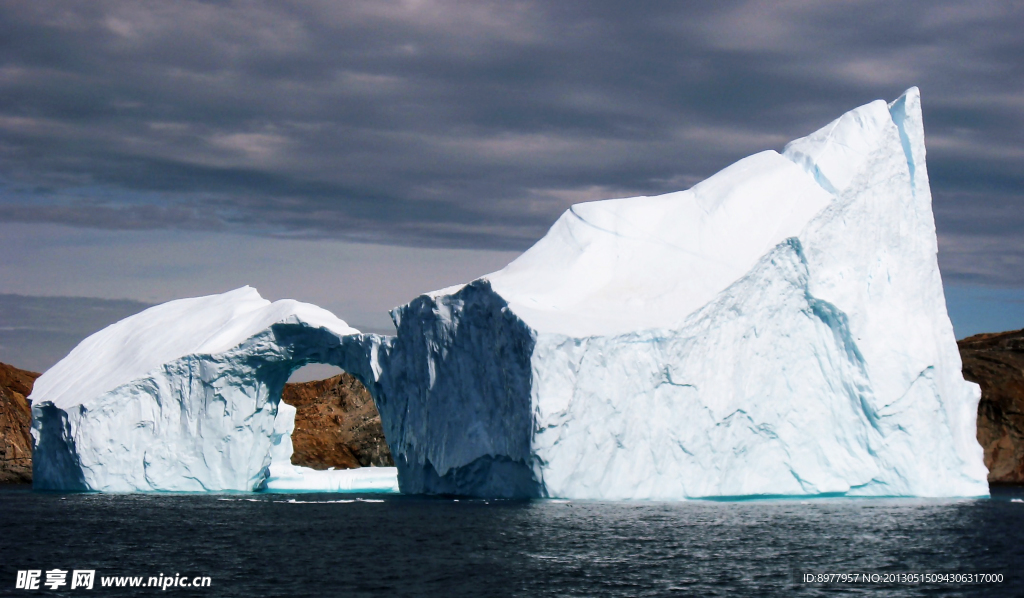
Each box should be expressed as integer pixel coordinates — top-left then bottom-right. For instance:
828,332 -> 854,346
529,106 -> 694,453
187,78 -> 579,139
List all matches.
30,287 -> 388,492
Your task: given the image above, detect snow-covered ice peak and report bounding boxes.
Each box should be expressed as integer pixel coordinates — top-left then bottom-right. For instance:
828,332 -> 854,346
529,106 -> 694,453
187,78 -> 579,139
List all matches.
370,87 -> 989,498
782,98 -> 894,195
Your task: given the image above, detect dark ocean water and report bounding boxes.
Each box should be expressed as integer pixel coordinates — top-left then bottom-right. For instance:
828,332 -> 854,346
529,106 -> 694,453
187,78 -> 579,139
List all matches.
2,485 -> 1023,597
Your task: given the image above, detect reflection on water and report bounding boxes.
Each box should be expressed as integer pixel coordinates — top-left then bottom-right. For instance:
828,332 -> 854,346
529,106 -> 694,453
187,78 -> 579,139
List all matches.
1,486 -> 1022,597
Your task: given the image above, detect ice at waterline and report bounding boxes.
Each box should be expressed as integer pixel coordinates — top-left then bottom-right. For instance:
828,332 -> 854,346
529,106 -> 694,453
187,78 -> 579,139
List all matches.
30,87 -> 988,498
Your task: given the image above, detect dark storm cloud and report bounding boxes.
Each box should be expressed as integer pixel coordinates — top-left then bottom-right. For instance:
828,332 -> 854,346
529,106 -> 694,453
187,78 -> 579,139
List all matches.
0,1 -> 1022,276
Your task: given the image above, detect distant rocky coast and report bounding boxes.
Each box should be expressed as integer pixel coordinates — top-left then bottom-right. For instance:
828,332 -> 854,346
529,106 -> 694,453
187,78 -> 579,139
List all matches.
0,362 -> 37,484
959,329 -> 1024,485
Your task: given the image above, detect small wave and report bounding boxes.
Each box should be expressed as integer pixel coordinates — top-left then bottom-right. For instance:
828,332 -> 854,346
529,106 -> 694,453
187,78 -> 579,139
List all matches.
279,499 -> 355,504
216,497 -> 386,503
275,498 -> 386,504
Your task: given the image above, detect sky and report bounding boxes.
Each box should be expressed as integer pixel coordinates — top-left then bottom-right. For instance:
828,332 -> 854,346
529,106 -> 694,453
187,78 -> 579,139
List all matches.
1,0 -> 1023,372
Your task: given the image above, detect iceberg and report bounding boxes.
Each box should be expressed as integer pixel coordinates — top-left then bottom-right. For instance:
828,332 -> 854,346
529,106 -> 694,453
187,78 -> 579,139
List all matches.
31,87 -> 988,499
29,286 -> 395,492
365,87 -> 988,498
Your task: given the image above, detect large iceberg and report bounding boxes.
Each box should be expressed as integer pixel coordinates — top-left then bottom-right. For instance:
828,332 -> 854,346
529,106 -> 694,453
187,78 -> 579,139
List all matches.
29,287 -> 396,492
364,87 -> 988,498
32,88 -> 988,499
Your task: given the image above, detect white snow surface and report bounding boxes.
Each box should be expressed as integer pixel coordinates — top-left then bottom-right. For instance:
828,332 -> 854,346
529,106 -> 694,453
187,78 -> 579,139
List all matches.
486,150 -> 833,336
35,287 -> 352,411
370,87 -> 988,499
29,287 -> 374,492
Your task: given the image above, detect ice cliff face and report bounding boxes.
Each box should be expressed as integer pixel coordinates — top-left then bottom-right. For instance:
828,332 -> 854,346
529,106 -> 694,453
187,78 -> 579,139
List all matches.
29,287 -> 376,491
364,88 -> 988,498
31,88 -> 988,499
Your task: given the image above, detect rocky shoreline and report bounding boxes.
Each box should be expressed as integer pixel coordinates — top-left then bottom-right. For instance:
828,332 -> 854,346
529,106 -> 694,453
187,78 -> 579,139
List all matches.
0,362 -> 37,484
959,329 -> 1024,485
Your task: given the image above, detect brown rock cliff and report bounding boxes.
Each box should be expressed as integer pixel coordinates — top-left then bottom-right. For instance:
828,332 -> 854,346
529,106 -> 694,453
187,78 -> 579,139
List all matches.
0,362 -> 39,484
282,373 -> 393,469
959,328 -> 1024,485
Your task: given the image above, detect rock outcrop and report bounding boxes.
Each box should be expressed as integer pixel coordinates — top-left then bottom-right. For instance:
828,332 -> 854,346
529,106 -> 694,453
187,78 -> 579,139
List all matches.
0,362 -> 39,484
959,329 -> 1024,485
282,373 -> 393,469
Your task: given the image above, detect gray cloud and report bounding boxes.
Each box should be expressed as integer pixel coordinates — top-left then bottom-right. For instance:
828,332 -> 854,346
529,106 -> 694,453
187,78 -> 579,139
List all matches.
0,294 -> 153,372
0,1 -> 1022,274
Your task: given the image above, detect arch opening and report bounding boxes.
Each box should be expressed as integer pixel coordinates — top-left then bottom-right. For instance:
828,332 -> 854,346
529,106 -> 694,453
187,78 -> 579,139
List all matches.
287,363 -> 345,383
255,324 -> 399,492
279,363 -> 393,472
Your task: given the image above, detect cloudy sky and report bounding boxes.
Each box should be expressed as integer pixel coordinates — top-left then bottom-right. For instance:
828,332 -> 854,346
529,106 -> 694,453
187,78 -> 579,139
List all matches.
1,0 -> 1023,371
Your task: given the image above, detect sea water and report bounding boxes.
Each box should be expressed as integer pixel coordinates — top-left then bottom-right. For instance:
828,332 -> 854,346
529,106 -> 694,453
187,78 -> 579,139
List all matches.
1,486 -> 1022,596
